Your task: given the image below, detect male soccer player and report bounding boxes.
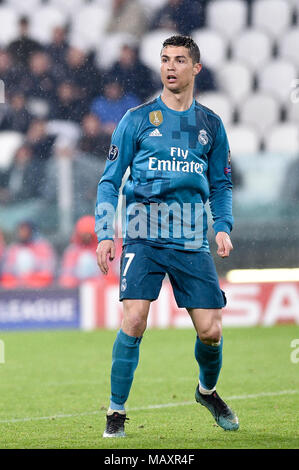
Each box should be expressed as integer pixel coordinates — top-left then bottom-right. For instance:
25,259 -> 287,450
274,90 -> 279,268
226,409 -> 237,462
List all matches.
95,35 -> 239,437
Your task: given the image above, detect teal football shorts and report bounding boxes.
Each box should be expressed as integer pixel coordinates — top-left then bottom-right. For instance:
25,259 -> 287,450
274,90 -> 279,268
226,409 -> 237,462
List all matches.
119,243 -> 226,309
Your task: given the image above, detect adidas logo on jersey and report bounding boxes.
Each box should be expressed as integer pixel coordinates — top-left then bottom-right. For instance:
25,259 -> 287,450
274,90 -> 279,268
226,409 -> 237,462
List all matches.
149,128 -> 162,137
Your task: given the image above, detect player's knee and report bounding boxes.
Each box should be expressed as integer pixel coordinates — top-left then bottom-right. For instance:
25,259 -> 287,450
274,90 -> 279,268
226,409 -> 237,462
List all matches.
126,314 -> 146,335
199,324 -> 222,345
122,302 -> 148,337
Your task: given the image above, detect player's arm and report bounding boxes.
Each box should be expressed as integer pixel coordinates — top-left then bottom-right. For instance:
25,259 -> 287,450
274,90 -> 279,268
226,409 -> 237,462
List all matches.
95,110 -> 136,274
207,120 -> 234,258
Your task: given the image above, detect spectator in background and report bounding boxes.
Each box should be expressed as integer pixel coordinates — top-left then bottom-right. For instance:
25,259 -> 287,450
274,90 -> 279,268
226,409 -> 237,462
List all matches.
109,44 -> 159,102
106,0 -> 148,38
64,46 -> 102,106
26,118 -> 56,163
42,137 -> 104,223
20,51 -> 57,118
0,49 -> 22,95
150,0 -> 206,35
7,16 -> 42,68
0,143 -> 42,204
0,220 -> 56,288
78,113 -> 111,160
50,80 -> 87,123
0,89 -> 33,133
91,77 -> 140,135
59,215 -> 122,287
59,215 -> 101,287
46,25 -> 69,80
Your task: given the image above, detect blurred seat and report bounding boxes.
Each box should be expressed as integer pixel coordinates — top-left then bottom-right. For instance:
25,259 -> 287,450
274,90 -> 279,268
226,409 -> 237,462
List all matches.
252,0 -> 291,38
47,120 -> 82,144
70,4 -> 111,49
30,5 -> 67,44
197,92 -> 233,126
47,0 -> 86,19
286,93 -> 299,123
258,59 -> 297,104
140,29 -> 177,74
227,124 -> 260,154
0,6 -> 19,46
279,28 -> 299,67
290,0 -> 299,15
239,92 -> 280,136
6,0 -> 42,15
137,0 -> 169,20
95,33 -> 139,70
288,0 -> 299,12
0,131 -> 24,170
216,60 -> 253,105
264,123 -> 299,155
232,29 -> 273,71
192,28 -> 228,71
207,0 -> 248,39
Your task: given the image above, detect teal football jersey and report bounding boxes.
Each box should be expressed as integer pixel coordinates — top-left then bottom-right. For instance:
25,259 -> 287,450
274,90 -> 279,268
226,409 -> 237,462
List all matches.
95,95 -> 233,252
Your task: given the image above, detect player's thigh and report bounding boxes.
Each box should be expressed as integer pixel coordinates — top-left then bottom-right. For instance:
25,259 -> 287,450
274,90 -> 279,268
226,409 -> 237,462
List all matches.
188,308 -> 223,345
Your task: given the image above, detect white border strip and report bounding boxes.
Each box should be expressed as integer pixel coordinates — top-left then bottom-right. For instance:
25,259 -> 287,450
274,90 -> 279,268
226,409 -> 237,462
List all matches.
0,390 -> 297,425
79,282 -> 96,331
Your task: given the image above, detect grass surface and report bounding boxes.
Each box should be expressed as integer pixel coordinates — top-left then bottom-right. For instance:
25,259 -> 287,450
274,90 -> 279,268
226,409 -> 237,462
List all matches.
0,325 -> 298,449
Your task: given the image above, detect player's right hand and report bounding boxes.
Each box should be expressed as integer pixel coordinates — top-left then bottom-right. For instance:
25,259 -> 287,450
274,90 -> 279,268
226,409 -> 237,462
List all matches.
96,240 -> 115,275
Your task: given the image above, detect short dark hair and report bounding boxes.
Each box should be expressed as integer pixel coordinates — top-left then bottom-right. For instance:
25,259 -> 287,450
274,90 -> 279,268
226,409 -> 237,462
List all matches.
162,35 -> 200,64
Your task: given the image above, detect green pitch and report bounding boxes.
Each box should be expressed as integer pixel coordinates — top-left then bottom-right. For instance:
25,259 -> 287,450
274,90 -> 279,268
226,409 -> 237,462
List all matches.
0,325 -> 298,449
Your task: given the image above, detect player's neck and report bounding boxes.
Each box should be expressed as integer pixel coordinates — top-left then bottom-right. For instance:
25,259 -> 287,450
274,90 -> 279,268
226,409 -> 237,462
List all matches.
160,88 -> 194,112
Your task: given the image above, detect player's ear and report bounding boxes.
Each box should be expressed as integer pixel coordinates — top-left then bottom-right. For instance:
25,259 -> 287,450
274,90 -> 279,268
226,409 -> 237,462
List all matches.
193,63 -> 202,76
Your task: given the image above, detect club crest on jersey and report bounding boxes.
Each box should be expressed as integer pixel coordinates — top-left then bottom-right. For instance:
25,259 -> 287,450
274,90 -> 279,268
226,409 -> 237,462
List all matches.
108,144 -> 119,161
149,110 -> 163,126
198,129 -> 209,145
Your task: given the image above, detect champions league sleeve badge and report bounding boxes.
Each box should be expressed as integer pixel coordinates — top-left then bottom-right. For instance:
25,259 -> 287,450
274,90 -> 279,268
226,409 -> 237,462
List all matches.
108,144 -> 119,161
224,150 -> 232,175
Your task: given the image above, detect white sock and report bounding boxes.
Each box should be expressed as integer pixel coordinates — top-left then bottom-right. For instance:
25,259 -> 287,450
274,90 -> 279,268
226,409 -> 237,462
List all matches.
199,381 -> 216,395
107,407 -> 126,415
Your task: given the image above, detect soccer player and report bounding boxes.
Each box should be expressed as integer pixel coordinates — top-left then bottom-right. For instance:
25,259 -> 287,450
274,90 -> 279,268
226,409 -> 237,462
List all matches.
95,35 -> 239,437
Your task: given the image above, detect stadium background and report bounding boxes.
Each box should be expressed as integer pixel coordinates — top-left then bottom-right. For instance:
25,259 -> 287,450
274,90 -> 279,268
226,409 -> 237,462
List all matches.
0,0 -> 298,451
0,0 -> 298,330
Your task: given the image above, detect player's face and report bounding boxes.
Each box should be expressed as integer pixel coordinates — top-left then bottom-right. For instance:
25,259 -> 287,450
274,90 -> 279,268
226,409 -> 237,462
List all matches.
160,46 -> 201,94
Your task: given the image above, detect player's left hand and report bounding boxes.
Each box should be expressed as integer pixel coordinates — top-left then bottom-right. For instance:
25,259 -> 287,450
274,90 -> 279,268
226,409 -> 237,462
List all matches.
215,232 -> 233,258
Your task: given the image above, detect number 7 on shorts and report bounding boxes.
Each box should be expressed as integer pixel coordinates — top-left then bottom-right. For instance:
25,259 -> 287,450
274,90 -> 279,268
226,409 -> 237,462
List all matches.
123,253 -> 135,276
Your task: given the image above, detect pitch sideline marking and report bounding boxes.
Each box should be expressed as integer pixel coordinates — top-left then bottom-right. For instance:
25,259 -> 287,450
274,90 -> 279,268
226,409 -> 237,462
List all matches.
0,389 -> 297,424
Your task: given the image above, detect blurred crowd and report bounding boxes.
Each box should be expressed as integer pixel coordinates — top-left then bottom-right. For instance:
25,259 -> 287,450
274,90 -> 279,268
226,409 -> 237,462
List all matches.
1,0 -> 293,286
0,216 -> 122,288
0,0 -> 220,288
